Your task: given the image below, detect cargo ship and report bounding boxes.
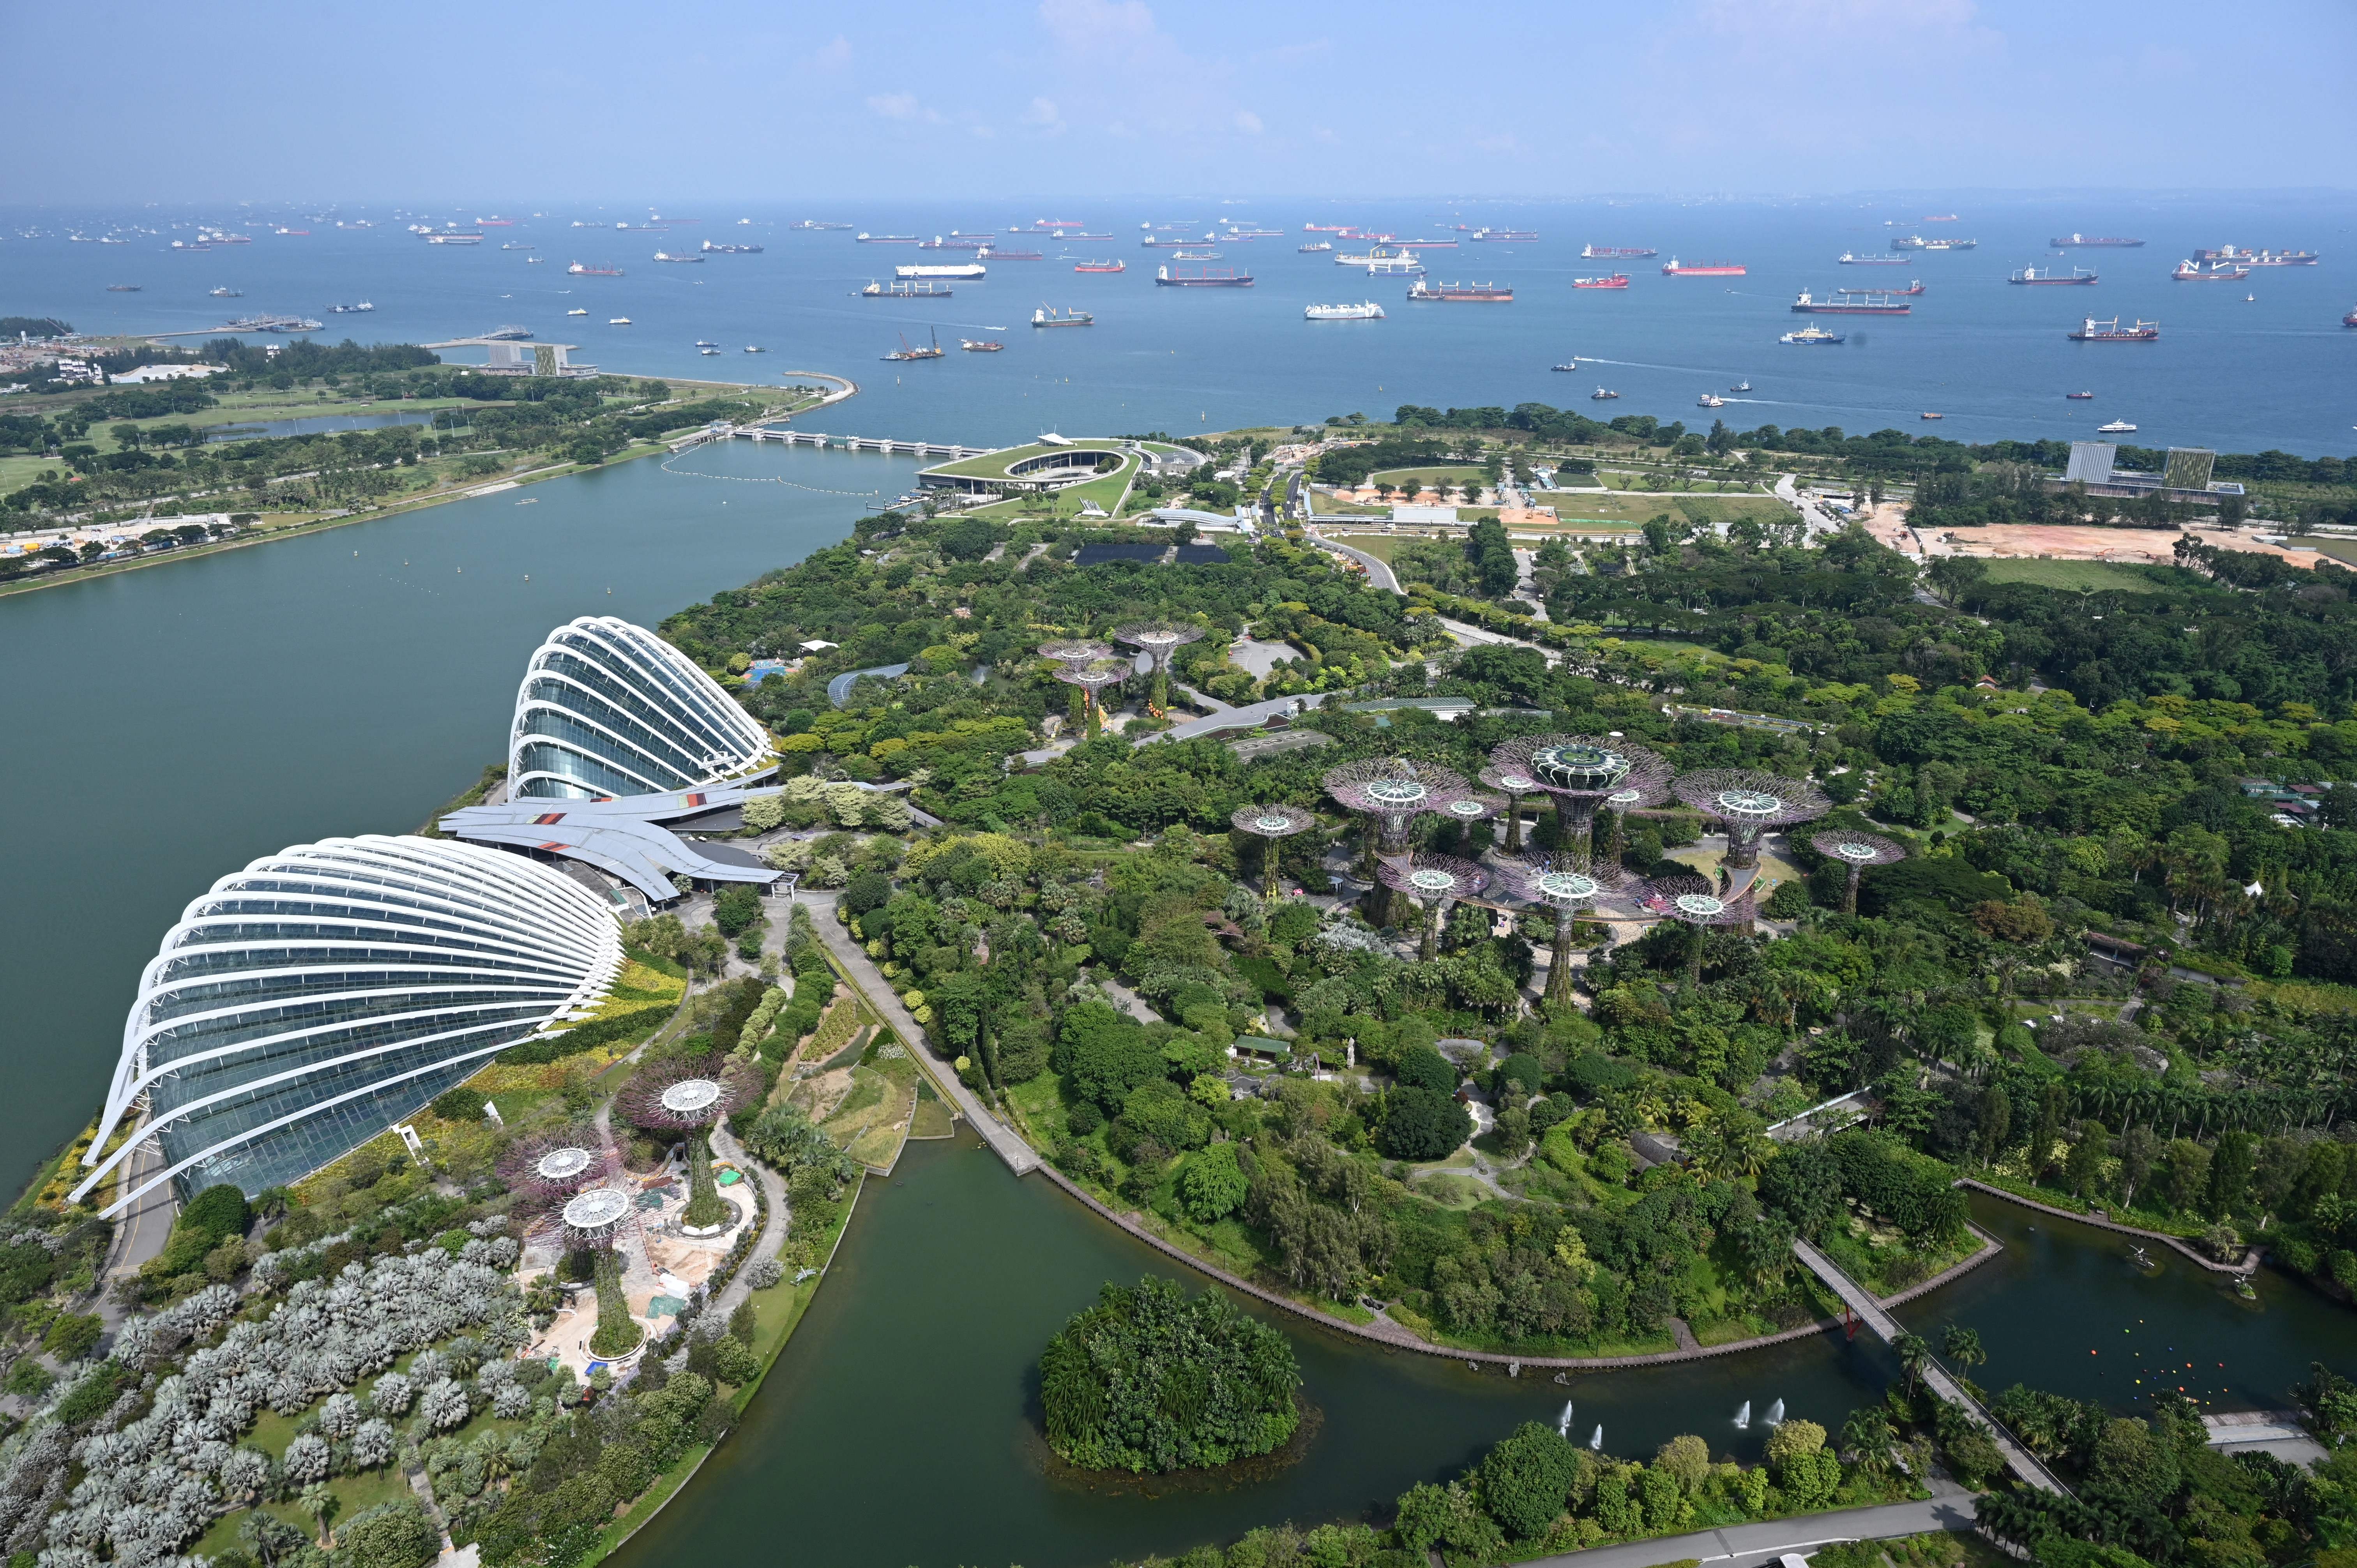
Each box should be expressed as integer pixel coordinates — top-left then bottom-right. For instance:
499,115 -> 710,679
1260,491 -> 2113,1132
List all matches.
652,251 -> 703,263
701,240 -> 765,253
1841,279 -> 1925,296
1392,238 -> 1459,249
1791,289 -> 1909,314
1470,228 -> 1538,242
1305,302 -> 1385,320
567,262 -> 622,275
1363,255 -> 1426,277
1172,249 -> 1223,260
2067,391 -> 2095,399
1780,325 -> 1846,345
1299,241 -> 1333,253
2345,307 -> 2357,328
1892,235 -> 1977,251
1663,258 -> 1746,276
2173,258 -> 2249,281
1582,244 -> 1657,259
790,220 -> 853,230
426,233 -> 482,245
1304,223 -> 1351,232
2010,266 -> 2099,285
2069,316 -> 2159,341
856,233 -> 921,243
1407,280 -> 1512,301
918,235 -> 994,250
862,280 -> 954,298
982,248 -> 1042,260
896,262 -> 986,280
1032,218 -> 1087,229
1156,265 -> 1252,287
2198,245 -> 2319,266
2051,234 -> 2143,248
882,330 -> 944,362
961,339 -> 1002,351
1032,306 -> 1092,327
1573,274 -> 1629,289
1141,235 -> 1215,247
1838,252 -> 1910,265
1073,259 -> 1125,272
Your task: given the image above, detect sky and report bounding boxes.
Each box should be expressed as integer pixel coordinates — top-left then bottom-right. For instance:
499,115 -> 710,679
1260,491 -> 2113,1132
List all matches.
8,0 -> 2352,203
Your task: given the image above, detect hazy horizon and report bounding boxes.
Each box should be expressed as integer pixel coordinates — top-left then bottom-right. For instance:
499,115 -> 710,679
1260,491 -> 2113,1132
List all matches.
11,0 -> 2351,205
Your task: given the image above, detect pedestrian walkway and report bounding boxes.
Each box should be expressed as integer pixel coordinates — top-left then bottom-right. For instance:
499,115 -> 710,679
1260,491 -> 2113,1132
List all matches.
801,892 -> 1038,1174
1791,1238 -> 2065,1495
707,1119 -> 787,1319
1523,1496 -> 1976,1568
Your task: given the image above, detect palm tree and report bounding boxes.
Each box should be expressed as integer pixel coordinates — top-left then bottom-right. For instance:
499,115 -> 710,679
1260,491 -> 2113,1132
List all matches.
1942,1323 -> 1986,1377
1894,1331 -> 1932,1398
299,1483 -> 338,1548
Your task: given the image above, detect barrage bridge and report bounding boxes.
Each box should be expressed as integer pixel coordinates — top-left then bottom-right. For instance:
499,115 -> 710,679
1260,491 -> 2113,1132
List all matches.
670,422 -> 989,461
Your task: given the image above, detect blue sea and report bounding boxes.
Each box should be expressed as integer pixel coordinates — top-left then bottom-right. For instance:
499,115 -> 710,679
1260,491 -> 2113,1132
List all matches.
11,194 -> 2355,456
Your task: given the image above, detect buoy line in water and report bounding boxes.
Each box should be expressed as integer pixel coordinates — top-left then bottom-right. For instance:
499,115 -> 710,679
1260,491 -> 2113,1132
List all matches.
659,450 -> 882,497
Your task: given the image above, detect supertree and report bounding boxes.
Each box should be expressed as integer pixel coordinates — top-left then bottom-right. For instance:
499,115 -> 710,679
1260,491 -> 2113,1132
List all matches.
1376,852 -> 1490,961
1055,657 -> 1133,739
1114,622 -> 1205,711
1039,639 -> 1115,732
1810,828 -> 1906,915
616,1058 -> 755,1231
495,1126 -> 614,1220
1497,855 -> 1633,1005
1322,757 -> 1484,919
1641,872 -> 1759,987
1480,763 -> 1543,854
1487,735 -> 1673,870
1230,803 -> 1316,897
1671,768 -> 1832,880
558,1186 -> 642,1360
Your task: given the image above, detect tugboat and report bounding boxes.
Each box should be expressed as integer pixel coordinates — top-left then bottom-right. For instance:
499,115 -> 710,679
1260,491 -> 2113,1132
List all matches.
2067,390 -> 2095,399
1590,387 -> 1621,400
1697,392 -> 1727,408
1731,380 -> 1751,392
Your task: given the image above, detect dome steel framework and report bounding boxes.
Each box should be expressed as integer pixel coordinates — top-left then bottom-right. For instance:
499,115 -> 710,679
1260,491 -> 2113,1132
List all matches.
1809,828 -> 1907,914
1670,769 -> 1832,876
509,616 -> 772,801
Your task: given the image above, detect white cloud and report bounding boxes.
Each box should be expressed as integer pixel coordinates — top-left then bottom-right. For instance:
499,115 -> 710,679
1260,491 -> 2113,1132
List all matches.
1019,95 -> 1065,133
809,34 -> 851,70
1234,109 -> 1263,134
866,92 -> 922,120
1037,0 -> 1159,51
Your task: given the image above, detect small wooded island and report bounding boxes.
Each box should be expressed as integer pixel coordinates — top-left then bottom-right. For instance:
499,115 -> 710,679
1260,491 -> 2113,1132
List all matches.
1040,1277 -> 1302,1473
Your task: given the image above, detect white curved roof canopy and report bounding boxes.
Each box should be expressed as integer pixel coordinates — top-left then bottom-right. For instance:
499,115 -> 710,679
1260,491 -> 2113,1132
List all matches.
77,835 -> 622,1218
511,616 -> 771,801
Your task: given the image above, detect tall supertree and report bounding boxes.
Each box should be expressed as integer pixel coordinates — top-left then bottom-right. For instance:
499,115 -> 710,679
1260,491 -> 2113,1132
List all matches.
1811,828 -> 1906,915
1671,769 -> 1832,880
1323,758 -> 1482,925
1039,639 -> 1115,733
1230,803 -> 1316,897
1487,735 -> 1673,870
1642,872 -> 1759,987
1055,657 -> 1133,739
1377,852 -> 1490,961
558,1186 -> 641,1360
1114,622 -> 1205,711
616,1058 -> 755,1231
1498,855 -> 1633,1005
1480,763 -> 1543,854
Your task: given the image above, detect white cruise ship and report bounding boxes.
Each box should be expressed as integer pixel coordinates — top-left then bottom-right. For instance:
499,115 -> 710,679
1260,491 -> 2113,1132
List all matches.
1305,301 -> 1385,320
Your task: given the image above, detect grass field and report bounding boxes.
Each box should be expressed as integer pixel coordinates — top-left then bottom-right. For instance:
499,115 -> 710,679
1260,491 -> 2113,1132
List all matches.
1976,557 -> 2163,593
2293,536 -> 2357,566
1535,491 -> 1793,526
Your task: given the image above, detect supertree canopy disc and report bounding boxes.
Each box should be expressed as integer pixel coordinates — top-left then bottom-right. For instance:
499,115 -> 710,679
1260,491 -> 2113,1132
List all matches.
1230,803 -> 1315,839
1497,854 -> 1631,1002
1053,657 -> 1133,694
1479,764 -> 1542,851
496,1127 -> 613,1209
1811,828 -> 1906,913
616,1057 -> 752,1133
1037,639 -> 1113,665
560,1185 -> 633,1248
1113,622 -> 1206,670
1322,757 -> 1479,849
1490,734 -> 1673,803
1641,872 -> 1759,930
1670,768 -> 1832,872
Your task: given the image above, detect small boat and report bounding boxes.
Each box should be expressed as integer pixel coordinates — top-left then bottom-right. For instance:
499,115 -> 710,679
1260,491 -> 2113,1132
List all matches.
1698,392 -> 1726,408
106,283 -> 141,291
2066,390 -> 2094,399
1781,325 -> 1846,344
1732,380 -> 1751,392
1552,362 -> 1579,372
1591,387 -> 1620,399
2098,418 -> 2137,433
566,307 -> 588,316
209,286 -> 242,298
694,339 -> 717,347
1921,411 -> 1944,420
960,338 -> 1004,351
2246,293 -> 2256,302
743,345 -> 766,352
608,317 -> 632,326
700,347 -> 721,355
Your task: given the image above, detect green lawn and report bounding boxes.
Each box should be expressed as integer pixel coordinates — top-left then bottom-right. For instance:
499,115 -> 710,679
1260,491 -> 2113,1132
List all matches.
2292,536 -> 2357,567
1366,465 -> 1487,490
1976,557 -> 2163,593
1536,491 -> 1793,526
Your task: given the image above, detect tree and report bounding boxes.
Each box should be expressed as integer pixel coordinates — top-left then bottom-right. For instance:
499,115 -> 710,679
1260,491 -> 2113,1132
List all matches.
241,1511 -> 307,1568
2118,1125 -> 2160,1206
1180,1143 -> 1248,1222
1377,1086 -> 1472,1161
1841,1407 -> 1895,1475
1394,1043 -> 1456,1094
334,1499 -> 438,1568
1894,1331 -> 1932,1397
299,1481 -> 339,1546
1942,1324 -> 1986,1376
1479,1421 -> 1585,1539
2065,1119 -> 2110,1199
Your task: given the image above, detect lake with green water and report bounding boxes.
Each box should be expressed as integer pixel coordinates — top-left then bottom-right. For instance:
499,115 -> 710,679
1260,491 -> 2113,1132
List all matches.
2,441 -> 2350,1568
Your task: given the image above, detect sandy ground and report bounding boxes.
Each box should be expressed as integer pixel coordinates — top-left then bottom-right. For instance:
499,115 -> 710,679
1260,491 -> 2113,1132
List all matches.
1919,523 -> 2328,570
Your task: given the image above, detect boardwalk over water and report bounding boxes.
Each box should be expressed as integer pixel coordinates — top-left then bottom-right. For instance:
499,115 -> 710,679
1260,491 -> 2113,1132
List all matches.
670,422 -> 989,461
1792,1237 -> 2067,1496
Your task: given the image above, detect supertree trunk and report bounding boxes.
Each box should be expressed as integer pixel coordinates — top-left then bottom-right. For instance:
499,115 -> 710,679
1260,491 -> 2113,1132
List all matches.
1503,793 -> 1524,853
1687,927 -> 1706,987
1548,912 -> 1579,1005
1723,826 -> 1764,872
1845,865 -> 1862,915
1085,694 -> 1102,739
682,1131 -> 729,1229
1067,685 -> 1086,733
1151,668 -> 1170,711
588,1249 -> 638,1358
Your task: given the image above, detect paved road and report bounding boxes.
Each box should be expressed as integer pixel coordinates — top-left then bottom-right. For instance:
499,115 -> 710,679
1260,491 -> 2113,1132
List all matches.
1439,616 -> 1563,665
707,1118 -> 788,1317
1304,526 -> 1401,592
1774,473 -> 1845,540
101,1134 -> 176,1326
1138,691 -> 1331,745
801,891 -> 1038,1174
1792,1238 -> 2064,1496
1523,1496 -> 1976,1568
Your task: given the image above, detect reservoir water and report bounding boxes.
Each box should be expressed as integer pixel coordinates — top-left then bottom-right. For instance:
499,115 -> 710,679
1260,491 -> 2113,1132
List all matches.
18,195 -> 2357,458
